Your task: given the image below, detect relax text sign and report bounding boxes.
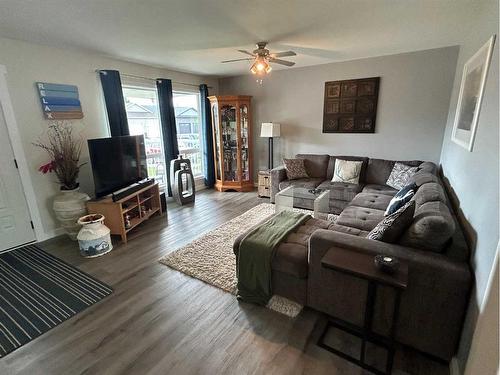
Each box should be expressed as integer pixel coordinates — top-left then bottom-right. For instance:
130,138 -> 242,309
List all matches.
36,82 -> 84,120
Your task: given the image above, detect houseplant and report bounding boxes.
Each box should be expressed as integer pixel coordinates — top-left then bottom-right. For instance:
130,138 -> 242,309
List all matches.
34,121 -> 90,240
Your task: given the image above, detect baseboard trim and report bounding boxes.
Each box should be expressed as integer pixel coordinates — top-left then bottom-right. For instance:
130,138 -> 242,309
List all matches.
41,227 -> 66,241
449,357 -> 461,375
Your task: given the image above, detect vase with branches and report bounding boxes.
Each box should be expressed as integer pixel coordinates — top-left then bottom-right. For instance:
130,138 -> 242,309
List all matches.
33,121 -> 86,190
34,121 -> 90,240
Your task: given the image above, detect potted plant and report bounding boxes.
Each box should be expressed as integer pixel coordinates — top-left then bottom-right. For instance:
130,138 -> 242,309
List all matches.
34,121 -> 90,240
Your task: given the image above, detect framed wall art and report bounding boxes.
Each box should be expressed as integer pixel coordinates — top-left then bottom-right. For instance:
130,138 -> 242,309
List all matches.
322,77 -> 380,133
451,35 -> 495,151
36,82 -> 84,120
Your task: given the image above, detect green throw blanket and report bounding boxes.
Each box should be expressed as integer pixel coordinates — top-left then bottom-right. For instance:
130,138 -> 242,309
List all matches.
236,210 -> 310,305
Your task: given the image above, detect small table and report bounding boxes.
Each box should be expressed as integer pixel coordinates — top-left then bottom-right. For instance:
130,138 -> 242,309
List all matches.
257,170 -> 271,198
318,248 -> 408,375
275,186 -> 329,219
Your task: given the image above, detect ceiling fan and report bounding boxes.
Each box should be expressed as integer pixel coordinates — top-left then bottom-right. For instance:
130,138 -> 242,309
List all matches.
221,42 -> 296,75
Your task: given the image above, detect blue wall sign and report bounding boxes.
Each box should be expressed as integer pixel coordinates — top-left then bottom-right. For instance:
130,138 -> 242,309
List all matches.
36,82 -> 84,119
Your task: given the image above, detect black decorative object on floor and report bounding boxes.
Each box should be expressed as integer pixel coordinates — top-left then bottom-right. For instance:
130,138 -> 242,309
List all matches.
0,244 -> 113,358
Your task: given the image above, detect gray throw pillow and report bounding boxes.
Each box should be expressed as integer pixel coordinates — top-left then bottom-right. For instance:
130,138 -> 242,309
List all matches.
386,162 -> 419,189
367,200 -> 415,243
283,158 -> 309,180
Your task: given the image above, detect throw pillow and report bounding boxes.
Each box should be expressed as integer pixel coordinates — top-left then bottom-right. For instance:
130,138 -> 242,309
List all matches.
367,200 -> 416,243
331,159 -> 363,184
385,183 -> 418,216
283,158 -> 309,180
386,163 -> 419,189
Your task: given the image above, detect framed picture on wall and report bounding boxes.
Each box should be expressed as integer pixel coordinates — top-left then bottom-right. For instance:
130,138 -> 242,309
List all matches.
451,35 -> 495,151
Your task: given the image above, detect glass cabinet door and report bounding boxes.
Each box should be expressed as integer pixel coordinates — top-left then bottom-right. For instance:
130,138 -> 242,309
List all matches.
220,104 -> 239,182
239,104 -> 250,181
212,103 -> 221,181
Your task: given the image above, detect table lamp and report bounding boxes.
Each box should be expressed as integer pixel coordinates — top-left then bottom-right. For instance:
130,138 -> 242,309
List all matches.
260,122 -> 281,170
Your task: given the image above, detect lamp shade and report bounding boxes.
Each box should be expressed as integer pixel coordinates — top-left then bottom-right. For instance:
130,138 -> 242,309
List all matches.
260,122 -> 281,138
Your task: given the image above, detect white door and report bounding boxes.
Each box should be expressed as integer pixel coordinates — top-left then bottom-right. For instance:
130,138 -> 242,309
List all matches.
0,103 -> 35,251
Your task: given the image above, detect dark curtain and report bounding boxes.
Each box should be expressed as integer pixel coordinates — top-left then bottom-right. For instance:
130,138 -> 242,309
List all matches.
156,78 -> 179,196
199,84 -> 215,188
99,70 -> 129,137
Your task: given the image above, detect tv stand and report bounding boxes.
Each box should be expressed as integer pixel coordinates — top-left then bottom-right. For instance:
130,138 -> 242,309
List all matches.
87,182 -> 163,244
112,178 -> 154,202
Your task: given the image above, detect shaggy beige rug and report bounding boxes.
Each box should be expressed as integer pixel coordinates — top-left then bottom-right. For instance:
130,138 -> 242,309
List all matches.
159,203 -> 324,318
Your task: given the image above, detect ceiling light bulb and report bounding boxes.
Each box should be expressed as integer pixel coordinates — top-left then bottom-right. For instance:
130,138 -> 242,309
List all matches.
250,58 -> 271,75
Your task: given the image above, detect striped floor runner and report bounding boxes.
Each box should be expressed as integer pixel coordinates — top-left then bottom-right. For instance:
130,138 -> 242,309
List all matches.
0,244 -> 113,357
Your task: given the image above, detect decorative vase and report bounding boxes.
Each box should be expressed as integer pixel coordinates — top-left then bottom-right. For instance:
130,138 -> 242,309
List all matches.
53,186 -> 90,240
76,214 -> 113,258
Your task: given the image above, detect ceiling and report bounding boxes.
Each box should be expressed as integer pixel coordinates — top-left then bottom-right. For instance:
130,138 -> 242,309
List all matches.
0,0 -> 481,77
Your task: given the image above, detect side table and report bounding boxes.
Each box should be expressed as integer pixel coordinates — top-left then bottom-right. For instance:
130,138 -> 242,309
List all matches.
318,248 -> 408,375
258,170 -> 271,198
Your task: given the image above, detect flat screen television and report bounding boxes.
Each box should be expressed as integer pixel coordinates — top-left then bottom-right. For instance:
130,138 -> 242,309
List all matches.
88,135 -> 148,198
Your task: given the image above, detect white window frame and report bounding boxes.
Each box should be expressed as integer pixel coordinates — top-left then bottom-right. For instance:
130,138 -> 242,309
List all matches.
172,89 -> 205,187
121,82 -> 167,190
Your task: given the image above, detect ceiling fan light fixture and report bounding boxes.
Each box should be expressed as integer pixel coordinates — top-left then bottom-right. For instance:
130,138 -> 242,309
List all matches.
250,57 -> 271,75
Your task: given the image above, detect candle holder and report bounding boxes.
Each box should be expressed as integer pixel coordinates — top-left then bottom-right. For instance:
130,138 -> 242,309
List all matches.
374,254 -> 400,274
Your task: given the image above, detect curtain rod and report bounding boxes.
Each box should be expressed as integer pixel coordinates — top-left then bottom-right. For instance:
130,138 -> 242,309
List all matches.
96,70 -> 213,89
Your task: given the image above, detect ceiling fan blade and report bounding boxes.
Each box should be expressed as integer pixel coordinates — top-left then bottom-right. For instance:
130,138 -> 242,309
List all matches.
271,51 -> 296,58
237,50 -> 256,57
221,58 -> 254,63
269,58 -> 295,67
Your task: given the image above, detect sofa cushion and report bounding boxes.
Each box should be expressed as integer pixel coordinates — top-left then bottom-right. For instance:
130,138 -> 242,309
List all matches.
317,181 -> 363,202
326,156 -> 369,181
335,206 -> 385,232
272,243 -> 308,278
365,159 -> 422,185
331,159 -> 363,184
417,161 -> 438,174
362,184 -> 398,196
279,178 -> 323,190
407,171 -> 440,187
330,223 -> 370,237
413,182 -> 447,208
399,201 -> 455,252
368,201 -> 416,243
349,192 -> 393,211
296,154 -> 330,179
386,162 -> 419,189
272,217 -> 333,278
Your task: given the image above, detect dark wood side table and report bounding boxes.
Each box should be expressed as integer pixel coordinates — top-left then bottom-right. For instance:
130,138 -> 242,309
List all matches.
317,248 -> 408,375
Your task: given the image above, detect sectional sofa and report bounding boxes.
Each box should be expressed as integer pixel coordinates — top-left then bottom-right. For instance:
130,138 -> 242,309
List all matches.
234,154 -> 471,361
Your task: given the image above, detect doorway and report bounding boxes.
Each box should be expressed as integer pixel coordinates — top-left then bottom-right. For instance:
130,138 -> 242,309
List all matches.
0,74 -> 36,252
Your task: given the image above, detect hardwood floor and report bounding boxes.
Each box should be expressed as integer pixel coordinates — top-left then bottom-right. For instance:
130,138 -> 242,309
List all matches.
0,190 -> 449,375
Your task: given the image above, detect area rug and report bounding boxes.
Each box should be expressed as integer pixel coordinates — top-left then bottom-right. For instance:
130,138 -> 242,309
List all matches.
159,203 -> 335,318
0,244 -> 113,357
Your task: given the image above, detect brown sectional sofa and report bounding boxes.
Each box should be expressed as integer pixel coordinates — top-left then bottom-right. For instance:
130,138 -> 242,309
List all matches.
234,154 -> 471,361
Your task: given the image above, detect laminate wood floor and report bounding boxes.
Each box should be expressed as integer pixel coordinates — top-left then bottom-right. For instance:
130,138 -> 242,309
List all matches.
0,190 -> 449,375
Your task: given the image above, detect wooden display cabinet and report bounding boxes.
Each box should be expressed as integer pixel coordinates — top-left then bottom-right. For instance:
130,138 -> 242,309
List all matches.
86,182 -> 162,244
208,95 -> 253,192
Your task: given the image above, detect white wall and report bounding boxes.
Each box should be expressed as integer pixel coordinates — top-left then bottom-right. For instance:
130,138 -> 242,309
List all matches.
464,245 -> 499,375
0,36 -> 217,239
438,0 -> 499,372
219,47 -> 458,176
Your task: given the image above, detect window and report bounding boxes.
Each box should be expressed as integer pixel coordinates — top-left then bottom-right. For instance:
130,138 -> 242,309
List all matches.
122,87 -> 204,189
122,86 -> 167,189
173,92 -> 203,177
